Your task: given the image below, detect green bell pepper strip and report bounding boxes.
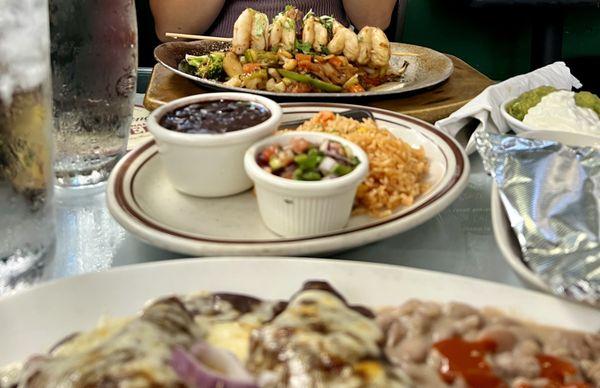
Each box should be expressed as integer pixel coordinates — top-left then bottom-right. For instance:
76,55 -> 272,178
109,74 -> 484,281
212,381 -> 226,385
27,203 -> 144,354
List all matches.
277,69 -> 342,92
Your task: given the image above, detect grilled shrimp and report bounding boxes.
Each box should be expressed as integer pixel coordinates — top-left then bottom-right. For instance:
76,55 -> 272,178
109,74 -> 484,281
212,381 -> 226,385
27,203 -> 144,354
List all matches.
313,20 -> 328,52
303,15 -> 329,53
269,19 -> 283,50
232,8 -> 254,55
251,12 -> 269,50
327,28 -> 359,62
332,19 -> 344,35
280,16 -> 296,51
370,27 -> 391,67
302,16 -> 315,46
357,27 -> 374,65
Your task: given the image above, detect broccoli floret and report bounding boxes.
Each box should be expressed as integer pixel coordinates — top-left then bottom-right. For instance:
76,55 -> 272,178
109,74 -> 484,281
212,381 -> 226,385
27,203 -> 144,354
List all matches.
184,52 -> 225,79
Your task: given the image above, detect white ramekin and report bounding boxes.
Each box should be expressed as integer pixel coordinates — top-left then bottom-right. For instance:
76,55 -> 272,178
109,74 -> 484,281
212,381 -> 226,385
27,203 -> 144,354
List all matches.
147,92 -> 282,197
244,131 -> 369,237
500,98 -> 538,134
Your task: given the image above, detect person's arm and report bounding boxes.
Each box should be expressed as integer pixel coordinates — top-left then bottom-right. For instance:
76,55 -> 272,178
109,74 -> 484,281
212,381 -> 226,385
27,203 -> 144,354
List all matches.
342,0 -> 397,30
150,0 -> 226,41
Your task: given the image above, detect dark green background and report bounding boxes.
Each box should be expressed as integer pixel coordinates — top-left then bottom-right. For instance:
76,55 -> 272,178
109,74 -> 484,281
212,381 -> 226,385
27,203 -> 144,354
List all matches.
135,0 -> 600,90
402,1 -> 600,81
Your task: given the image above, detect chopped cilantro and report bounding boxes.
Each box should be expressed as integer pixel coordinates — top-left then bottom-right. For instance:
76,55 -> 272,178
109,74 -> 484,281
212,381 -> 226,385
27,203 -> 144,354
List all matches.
295,40 -> 312,54
319,15 -> 335,34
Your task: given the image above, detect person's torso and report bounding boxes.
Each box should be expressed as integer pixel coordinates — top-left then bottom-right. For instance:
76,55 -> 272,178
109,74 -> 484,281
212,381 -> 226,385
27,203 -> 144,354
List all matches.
206,0 -> 350,37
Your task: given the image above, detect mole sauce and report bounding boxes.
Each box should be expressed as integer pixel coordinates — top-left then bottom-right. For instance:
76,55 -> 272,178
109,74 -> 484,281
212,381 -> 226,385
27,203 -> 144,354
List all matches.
160,99 -> 271,134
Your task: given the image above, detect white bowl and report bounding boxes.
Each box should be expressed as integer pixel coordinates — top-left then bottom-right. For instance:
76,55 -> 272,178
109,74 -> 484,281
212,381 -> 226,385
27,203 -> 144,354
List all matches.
244,131 -> 369,237
500,99 -> 536,134
147,92 -> 283,197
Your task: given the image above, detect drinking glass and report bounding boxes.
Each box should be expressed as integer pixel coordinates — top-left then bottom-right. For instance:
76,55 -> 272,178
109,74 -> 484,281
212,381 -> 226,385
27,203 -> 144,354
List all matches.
50,0 -> 138,187
0,0 -> 55,293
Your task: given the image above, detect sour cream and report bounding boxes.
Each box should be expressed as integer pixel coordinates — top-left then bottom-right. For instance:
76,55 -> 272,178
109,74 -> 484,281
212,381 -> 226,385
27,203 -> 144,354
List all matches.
523,90 -> 600,134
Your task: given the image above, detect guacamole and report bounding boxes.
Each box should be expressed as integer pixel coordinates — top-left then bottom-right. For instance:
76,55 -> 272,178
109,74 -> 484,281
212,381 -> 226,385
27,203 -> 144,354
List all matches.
506,86 -> 600,122
574,91 -> 600,118
506,86 -> 557,121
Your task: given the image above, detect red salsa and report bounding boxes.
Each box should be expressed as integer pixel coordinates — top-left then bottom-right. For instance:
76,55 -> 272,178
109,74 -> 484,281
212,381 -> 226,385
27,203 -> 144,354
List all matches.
433,338 -> 590,388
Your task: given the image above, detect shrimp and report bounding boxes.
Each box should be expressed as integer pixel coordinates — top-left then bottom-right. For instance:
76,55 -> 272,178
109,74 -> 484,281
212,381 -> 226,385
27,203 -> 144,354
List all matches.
370,27 -> 391,68
357,27 -> 374,65
302,16 -> 315,46
313,20 -> 328,52
250,12 -> 269,51
232,8 -> 254,55
269,19 -> 283,50
327,28 -> 359,62
272,5 -> 299,52
280,16 -> 296,52
332,19 -> 344,35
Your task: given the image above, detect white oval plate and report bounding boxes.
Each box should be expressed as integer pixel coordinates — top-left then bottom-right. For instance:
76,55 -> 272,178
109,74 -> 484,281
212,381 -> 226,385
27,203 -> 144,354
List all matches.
490,185 -> 548,291
107,103 -> 469,256
1,257 -> 598,365
154,40 -> 454,99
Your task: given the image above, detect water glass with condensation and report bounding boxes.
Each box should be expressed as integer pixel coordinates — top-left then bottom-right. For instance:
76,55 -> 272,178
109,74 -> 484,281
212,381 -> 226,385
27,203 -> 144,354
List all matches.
50,0 -> 138,187
0,0 -> 55,293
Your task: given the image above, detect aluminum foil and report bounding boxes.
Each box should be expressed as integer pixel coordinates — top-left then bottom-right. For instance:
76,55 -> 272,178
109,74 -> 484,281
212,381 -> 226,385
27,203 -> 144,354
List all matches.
475,130 -> 600,306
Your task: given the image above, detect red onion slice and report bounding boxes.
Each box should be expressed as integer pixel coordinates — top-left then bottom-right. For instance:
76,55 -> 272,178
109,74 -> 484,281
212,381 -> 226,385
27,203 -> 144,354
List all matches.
171,342 -> 257,388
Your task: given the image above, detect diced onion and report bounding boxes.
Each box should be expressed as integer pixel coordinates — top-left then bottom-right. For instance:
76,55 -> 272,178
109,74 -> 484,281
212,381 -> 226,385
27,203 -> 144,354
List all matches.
171,342 -> 257,388
319,156 -> 338,175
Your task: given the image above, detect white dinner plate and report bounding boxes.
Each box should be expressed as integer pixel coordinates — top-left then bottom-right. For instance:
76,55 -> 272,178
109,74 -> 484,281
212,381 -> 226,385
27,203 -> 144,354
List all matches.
1,257 -> 598,366
107,103 -> 469,256
490,185 -> 548,291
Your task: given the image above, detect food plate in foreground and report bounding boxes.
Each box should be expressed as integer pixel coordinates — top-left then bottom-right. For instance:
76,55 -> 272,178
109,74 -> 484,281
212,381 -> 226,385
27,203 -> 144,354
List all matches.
0,258 -> 598,387
107,103 -> 469,256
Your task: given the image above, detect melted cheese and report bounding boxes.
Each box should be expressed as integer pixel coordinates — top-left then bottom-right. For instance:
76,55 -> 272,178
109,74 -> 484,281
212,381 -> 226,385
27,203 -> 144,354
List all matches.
206,321 -> 256,362
16,300 -> 203,387
52,316 -> 131,356
273,289 -> 383,361
249,289 -> 412,387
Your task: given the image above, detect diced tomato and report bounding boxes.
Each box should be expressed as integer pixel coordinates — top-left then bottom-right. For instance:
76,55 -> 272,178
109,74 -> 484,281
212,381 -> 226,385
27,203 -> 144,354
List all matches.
347,84 -> 365,93
295,53 -> 312,63
317,111 -> 335,124
242,63 -> 261,73
328,56 -> 343,68
259,145 -> 278,163
290,137 -> 311,153
297,60 -> 311,72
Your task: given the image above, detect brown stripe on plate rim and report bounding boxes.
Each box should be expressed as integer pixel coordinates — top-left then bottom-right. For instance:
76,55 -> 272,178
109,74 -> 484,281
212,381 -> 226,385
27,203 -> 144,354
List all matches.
113,103 -> 465,244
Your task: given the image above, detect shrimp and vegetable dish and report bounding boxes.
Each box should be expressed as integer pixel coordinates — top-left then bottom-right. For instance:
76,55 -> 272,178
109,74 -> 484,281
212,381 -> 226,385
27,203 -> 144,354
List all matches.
178,6 -> 408,93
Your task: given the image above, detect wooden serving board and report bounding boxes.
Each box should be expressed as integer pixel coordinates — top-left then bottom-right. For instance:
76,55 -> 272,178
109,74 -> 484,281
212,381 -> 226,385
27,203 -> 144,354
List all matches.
143,55 -> 493,123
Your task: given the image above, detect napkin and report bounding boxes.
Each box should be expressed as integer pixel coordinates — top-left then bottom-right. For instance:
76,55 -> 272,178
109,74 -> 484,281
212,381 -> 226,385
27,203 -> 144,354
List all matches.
435,61 -> 582,153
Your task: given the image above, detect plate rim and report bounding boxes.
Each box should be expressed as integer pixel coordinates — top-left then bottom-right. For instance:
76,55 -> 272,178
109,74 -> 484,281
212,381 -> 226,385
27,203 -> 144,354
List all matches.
153,40 -> 454,99
490,184 -> 549,291
107,103 -> 470,255
2,256 -> 598,365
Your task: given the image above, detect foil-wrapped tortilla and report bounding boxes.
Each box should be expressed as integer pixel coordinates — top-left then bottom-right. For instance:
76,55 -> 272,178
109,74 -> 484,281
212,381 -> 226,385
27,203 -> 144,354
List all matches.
475,130 -> 600,306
